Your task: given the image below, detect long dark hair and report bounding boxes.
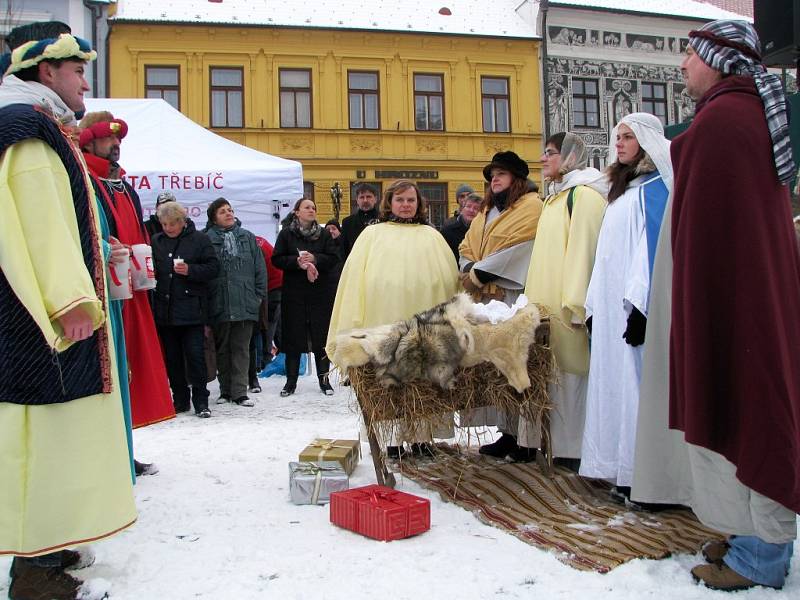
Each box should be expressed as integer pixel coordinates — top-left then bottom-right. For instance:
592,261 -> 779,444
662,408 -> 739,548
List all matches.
606,148 -> 645,203
481,177 -> 530,212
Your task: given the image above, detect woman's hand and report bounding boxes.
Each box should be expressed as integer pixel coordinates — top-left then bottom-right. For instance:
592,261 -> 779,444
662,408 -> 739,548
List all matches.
298,250 -> 315,265
306,263 -> 319,282
174,262 -> 189,276
109,236 -> 129,265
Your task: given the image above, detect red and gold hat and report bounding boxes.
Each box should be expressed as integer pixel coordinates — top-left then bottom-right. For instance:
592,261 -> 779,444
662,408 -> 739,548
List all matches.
78,111 -> 128,148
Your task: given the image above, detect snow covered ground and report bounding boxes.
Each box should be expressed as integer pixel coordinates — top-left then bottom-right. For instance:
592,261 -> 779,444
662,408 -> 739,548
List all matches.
2,372 -> 797,599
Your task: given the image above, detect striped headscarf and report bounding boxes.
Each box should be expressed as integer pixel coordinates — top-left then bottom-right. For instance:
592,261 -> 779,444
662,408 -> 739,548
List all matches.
1,33 -> 96,77
689,20 -> 795,184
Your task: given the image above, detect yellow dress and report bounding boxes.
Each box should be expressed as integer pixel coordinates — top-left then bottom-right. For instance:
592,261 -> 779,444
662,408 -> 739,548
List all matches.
326,221 -> 459,349
0,139 -> 137,556
524,185 -> 606,375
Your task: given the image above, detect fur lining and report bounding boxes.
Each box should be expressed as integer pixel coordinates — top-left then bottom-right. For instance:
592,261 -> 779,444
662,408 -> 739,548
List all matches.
635,152 -> 657,176
78,111 -> 116,129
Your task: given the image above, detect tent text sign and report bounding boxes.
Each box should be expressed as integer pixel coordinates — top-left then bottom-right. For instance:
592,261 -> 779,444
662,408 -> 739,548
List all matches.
84,98 -> 304,243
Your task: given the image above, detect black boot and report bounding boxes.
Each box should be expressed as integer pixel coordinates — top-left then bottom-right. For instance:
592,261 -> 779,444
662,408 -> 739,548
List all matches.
508,446 -> 537,463
479,432 -> 519,458
316,354 -> 334,395
281,353 -> 300,397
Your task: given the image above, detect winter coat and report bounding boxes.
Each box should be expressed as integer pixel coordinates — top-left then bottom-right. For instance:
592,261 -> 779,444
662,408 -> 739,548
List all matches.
151,219 -> 219,326
206,223 -> 267,324
439,215 -> 469,263
145,214 -> 163,239
272,225 -> 339,354
340,207 -> 378,261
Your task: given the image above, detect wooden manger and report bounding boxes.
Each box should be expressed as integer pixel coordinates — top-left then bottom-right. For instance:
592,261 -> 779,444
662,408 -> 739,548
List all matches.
348,339 -> 555,488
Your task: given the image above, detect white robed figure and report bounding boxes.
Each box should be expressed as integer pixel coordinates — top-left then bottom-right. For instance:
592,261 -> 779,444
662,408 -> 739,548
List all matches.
579,113 -> 672,487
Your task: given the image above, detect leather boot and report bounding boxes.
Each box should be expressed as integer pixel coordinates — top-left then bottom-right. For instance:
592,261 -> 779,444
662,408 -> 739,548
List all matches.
281,353 -> 300,397
9,558 -> 83,600
316,354 -> 334,395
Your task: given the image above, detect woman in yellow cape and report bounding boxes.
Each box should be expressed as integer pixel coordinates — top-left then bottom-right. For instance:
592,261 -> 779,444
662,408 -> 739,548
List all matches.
517,132 -> 608,468
458,151 -> 543,461
326,179 -> 458,457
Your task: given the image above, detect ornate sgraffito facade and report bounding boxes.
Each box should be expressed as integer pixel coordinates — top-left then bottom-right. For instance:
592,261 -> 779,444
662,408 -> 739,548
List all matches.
544,17 -> 696,168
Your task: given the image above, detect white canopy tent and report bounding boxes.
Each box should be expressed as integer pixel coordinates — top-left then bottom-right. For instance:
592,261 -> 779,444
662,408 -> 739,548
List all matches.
83,98 -> 304,243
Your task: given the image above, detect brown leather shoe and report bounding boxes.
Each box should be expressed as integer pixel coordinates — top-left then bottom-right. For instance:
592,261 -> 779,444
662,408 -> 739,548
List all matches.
702,539 -> 729,564
691,563 -> 778,591
9,559 -> 84,600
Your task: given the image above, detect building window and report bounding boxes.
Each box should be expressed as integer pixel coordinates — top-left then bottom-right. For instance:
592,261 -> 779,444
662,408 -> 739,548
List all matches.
280,69 -> 312,128
210,67 -> 243,128
572,78 -> 600,128
349,181 -> 382,213
145,66 -> 180,110
641,82 -> 668,125
414,74 -> 444,131
418,182 -> 447,228
481,76 -> 510,133
348,71 -> 379,129
303,181 -> 315,201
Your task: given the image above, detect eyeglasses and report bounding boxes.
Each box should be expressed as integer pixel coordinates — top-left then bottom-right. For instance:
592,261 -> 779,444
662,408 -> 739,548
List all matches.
542,149 -> 560,157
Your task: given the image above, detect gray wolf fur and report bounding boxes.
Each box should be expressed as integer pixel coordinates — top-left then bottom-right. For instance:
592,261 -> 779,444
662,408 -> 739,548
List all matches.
331,293 -> 546,392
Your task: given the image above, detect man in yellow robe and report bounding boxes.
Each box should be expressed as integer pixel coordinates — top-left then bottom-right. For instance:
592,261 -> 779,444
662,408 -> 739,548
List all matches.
0,22 -> 136,600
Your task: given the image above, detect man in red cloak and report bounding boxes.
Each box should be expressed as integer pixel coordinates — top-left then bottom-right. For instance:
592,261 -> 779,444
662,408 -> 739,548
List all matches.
667,20 -> 800,591
80,112 -> 175,473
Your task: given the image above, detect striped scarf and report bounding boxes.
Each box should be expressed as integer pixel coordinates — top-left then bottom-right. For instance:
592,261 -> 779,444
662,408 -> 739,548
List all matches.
689,20 -> 795,184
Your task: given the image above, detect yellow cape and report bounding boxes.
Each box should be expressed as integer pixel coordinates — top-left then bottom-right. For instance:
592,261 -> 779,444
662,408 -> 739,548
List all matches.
524,185 -> 606,374
326,222 -> 459,357
459,192 -> 543,298
0,139 -> 136,555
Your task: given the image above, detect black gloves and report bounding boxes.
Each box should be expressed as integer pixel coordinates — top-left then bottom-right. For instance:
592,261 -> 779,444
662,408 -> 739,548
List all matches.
622,307 -> 647,347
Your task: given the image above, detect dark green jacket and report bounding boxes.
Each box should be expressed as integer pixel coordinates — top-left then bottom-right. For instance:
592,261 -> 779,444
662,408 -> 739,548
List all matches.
206,224 -> 267,323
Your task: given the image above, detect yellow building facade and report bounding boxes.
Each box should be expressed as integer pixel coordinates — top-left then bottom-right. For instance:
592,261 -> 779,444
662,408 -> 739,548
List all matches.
107,22 -> 542,225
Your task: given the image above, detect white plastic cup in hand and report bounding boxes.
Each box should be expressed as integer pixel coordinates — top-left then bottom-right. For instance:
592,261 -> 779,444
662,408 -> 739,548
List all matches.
173,257 -> 185,267
298,250 -> 311,259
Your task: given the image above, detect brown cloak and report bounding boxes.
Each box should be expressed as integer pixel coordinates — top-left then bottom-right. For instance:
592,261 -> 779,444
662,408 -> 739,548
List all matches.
669,76 -> 800,513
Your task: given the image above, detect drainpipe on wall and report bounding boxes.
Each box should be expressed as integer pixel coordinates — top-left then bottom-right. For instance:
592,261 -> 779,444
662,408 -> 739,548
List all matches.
83,0 -> 101,96
539,0 -> 551,141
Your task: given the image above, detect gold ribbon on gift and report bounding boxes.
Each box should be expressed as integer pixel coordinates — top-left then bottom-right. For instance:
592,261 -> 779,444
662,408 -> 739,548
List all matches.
294,462 -> 343,504
309,439 -> 356,463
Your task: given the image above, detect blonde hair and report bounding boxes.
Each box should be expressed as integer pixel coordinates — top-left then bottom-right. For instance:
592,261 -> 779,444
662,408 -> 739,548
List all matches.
157,201 -> 188,222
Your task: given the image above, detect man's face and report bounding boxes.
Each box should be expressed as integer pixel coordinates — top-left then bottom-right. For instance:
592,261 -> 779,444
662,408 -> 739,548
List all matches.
40,60 -> 90,113
681,46 -> 722,101
89,135 -> 121,163
456,191 -> 472,209
356,191 -> 376,211
460,200 -> 481,225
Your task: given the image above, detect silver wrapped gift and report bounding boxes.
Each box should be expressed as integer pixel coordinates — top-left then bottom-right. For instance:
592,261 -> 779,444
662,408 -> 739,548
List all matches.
289,461 -> 349,505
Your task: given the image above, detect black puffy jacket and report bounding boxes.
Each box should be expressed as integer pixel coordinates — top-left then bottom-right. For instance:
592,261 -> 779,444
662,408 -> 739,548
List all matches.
151,219 -> 220,326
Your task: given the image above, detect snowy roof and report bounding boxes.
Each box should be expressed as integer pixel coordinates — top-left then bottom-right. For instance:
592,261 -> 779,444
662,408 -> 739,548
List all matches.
697,0 -> 753,18
111,0 -> 538,39
548,0 -> 751,20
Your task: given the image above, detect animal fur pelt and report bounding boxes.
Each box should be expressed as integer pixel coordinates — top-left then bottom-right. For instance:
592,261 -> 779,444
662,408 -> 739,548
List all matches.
331,293 -> 547,392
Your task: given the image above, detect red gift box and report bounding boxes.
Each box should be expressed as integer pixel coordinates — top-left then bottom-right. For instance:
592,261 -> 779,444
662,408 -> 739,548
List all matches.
329,484 -> 430,541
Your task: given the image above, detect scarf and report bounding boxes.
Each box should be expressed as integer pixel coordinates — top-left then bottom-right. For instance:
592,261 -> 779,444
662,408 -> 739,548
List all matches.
289,215 -> 322,240
211,225 -> 242,271
607,112 -> 673,194
491,189 -> 510,212
689,20 -> 795,184
0,74 -> 76,125
381,213 -> 427,225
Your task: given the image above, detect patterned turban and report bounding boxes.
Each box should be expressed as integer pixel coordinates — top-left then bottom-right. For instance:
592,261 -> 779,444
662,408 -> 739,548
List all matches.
689,20 -> 795,184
